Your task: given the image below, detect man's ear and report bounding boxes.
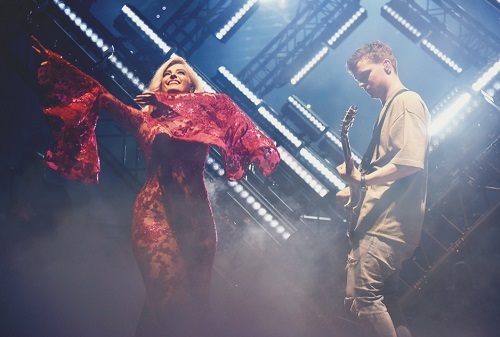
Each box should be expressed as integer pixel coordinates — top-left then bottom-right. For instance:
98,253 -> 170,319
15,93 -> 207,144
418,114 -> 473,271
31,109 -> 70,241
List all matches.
383,60 -> 391,73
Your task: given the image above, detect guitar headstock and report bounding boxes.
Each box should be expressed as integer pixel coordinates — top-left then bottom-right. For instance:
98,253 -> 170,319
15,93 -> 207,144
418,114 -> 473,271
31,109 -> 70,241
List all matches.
340,105 -> 358,137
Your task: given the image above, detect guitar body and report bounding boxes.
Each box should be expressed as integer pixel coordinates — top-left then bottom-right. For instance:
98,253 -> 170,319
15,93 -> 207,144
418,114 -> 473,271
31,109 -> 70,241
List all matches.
345,180 -> 366,240
345,185 -> 363,225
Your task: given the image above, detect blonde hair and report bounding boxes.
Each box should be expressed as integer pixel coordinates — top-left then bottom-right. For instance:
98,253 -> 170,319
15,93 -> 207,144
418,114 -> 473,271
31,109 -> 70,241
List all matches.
148,56 -> 204,93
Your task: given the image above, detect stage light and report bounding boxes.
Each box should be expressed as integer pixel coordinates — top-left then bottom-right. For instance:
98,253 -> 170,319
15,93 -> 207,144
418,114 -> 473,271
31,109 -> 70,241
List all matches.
290,6 -> 367,86
288,96 -> 326,132
257,106 -> 302,148
325,131 -> 362,165
51,0 -> 148,92
472,59 -> 500,93
281,96 -> 327,143
430,89 -> 477,150
327,7 -> 367,47
381,0 -> 430,42
121,5 -> 174,55
290,47 -> 329,85
225,179 -> 293,241
278,147 -> 329,197
299,148 -> 346,191
215,0 -> 259,42
217,66 -> 262,106
421,32 -> 471,75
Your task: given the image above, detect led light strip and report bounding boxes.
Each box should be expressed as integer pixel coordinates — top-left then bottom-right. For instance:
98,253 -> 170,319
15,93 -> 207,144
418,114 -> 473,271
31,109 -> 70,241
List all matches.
53,0 -> 147,91
299,148 -> 346,190
382,4 -> 423,39
218,66 -> 262,105
327,7 -> 366,46
257,106 -> 303,148
291,47 -> 329,85
121,5 -> 216,93
472,59 -> 500,93
215,0 -> 258,40
278,146 -> 329,197
208,159 -> 292,241
431,92 -> 472,137
287,96 -> 326,132
121,5 -> 173,54
422,38 -> 464,74
325,131 -> 362,165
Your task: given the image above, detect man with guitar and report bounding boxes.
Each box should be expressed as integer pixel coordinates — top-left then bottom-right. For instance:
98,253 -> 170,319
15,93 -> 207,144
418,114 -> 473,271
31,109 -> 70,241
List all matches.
336,41 -> 430,337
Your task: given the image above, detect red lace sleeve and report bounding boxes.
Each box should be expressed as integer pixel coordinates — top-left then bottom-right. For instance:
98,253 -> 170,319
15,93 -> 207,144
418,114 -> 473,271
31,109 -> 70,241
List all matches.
215,94 -> 280,181
38,50 -> 104,183
152,93 -> 280,181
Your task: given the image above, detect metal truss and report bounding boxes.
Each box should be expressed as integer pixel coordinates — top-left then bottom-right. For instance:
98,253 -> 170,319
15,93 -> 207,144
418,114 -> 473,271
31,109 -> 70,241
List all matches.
159,0 -> 245,58
238,0 -> 361,96
406,0 -> 500,67
399,109 -> 500,304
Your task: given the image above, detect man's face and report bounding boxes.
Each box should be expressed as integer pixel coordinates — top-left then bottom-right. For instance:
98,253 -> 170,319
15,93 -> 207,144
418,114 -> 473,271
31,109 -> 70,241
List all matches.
352,58 -> 388,100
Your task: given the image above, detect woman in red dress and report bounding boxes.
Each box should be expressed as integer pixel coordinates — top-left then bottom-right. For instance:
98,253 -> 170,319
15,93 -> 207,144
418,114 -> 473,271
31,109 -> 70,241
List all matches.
32,37 -> 280,337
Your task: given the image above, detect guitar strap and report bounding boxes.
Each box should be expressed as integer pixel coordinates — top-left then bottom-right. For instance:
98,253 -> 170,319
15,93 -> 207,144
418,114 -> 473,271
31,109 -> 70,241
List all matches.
360,88 -> 408,173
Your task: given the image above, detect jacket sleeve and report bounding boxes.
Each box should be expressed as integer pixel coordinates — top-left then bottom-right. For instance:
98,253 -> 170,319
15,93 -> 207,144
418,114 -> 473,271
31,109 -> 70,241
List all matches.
37,49 -> 143,183
215,94 -> 280,181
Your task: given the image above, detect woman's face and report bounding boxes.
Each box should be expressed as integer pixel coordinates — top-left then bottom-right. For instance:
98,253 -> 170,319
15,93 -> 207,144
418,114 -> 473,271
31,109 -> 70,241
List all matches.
162,63 -> 192,93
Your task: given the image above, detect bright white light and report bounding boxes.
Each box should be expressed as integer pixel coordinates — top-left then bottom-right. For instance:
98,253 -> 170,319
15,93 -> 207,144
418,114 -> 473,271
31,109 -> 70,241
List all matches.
422,39 -> 463,74
215,0 -> 258,40
278,146 -> 329,197
52,0 -> 148,92
299,148 -> 346,190
431,92 -> 472,136
472,59 -> 500,92
218,66 -> 262,105
257,107 -> 302,147
291,47 -> 329,85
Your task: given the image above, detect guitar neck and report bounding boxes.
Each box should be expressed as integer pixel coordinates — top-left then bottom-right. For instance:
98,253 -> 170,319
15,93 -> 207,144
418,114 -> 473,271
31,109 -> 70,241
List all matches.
341,136 -> 353,175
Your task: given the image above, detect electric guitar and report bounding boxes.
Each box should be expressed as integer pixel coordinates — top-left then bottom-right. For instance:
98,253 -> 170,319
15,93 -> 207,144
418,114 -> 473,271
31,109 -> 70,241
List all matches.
339,106 -> 364,239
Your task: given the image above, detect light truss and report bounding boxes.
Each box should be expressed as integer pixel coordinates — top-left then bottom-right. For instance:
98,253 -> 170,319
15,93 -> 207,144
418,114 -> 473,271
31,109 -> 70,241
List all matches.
237,0 -> 363,96
51,0 -> 148,91
158,0 -> 245,57
402,0 -> 500,69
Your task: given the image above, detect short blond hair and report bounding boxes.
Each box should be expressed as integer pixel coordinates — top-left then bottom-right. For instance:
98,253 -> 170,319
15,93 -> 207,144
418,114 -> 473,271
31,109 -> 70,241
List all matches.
148,56 -> 204,93
346,41 -> 398,76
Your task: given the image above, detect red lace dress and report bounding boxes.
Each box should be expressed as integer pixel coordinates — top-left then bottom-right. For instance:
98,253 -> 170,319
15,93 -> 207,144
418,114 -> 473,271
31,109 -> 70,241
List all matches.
38,50 -> 280,337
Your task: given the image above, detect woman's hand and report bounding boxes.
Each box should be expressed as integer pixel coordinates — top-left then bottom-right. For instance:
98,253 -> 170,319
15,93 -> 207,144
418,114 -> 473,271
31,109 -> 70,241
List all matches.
31,35 -> 50,66
134,91 -> 160,106
135,91 -> 172,116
